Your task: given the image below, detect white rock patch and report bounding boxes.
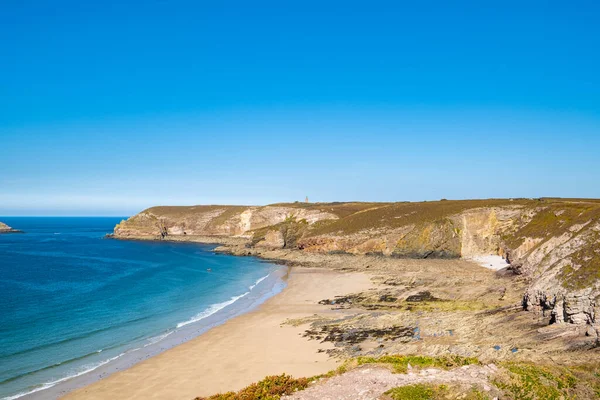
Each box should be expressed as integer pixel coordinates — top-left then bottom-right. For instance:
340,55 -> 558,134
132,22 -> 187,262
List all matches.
466,255 -> 510,271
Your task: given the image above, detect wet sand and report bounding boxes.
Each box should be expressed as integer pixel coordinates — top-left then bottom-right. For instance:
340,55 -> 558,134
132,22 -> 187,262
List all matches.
62,267 -> 373,399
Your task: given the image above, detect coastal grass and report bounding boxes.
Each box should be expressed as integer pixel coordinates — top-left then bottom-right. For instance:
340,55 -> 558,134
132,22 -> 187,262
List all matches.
269,201 -> 388,219
491,362 -> 600,400
502,201 -> 600,249
307,199 -> 534,236
384,384 -> 439,400
250,216 -> 309,248
384,383 -> 491,400
145,205 -> 239,218
193,374 -> 313,400
557,232 -> 600,290
347,300 -> 492,313
355,354 -> 480,374
192,357 -> 600,400
191,356 -> 480,399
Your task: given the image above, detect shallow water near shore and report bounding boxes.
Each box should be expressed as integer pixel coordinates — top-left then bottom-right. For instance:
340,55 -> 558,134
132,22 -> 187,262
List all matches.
0,217 -> 286,400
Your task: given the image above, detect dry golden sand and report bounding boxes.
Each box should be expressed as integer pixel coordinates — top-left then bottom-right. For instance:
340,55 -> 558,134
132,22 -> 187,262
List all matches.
63,268 -> 373,400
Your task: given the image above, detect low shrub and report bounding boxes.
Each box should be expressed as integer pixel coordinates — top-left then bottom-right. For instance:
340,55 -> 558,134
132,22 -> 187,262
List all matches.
194,374 -> 312,400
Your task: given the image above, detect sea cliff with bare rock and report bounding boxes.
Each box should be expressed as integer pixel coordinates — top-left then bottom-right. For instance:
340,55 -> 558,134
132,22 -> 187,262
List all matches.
113,199 -> 600,342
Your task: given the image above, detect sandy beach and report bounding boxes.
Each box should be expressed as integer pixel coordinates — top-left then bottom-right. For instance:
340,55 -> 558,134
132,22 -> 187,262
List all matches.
61,267 -> 373,400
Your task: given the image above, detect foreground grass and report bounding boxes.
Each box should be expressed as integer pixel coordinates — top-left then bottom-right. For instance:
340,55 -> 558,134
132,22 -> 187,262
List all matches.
194,374 -> 313,400
492,362 -> 600,400
193,356 -> 600,400
356,354 -> 480,374
385,383 -> 490,400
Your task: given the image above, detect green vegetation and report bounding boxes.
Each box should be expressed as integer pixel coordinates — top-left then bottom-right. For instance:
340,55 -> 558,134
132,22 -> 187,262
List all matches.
192,357 -> 600,400
557,233 -> 600,290
405,300 -> 491,312
251,215 -> 309,248
194,374 -> 312,400
326,290 -> 492,312
491,362 -> 600,400
353,299 -> 491,312
385,384 -> 438,400
308,199 -> 533,236
384,384 -> 490,400
270,202 -> 387,218
279,216 -> 309,248
503,201 -> 600,249
356,355 -> 480,374
145,205 -> 241,218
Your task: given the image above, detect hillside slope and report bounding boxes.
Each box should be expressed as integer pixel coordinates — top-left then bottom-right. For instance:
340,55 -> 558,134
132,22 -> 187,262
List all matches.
113,199 -> 600,337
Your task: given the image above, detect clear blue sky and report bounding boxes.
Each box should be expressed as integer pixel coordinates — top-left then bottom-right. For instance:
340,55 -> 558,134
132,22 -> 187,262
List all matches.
1,1 -> 599,216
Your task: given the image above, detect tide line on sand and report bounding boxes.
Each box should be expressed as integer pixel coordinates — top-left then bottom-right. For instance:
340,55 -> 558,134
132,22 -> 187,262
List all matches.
4,273 -> 275,400
176,273 -> 270,329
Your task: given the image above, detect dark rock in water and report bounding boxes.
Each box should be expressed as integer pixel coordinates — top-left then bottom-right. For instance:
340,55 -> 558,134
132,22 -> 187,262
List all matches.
405,291 -> 441,302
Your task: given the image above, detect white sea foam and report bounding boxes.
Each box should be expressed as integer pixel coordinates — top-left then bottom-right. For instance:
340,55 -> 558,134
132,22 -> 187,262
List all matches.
2,353 -> 125,400
175,274 -> 271,329
249,273 -> 269,290
176,292 -> 250,329
144,331 -> 174,347
2,270 -> 283,400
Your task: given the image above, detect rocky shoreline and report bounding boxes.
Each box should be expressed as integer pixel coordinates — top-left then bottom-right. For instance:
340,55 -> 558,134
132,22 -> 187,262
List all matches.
109,199 -> 600,344
109,233 -> 599,364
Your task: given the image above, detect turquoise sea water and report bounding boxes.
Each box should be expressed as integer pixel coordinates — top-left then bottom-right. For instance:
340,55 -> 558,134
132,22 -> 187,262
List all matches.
0,217 -> 285,400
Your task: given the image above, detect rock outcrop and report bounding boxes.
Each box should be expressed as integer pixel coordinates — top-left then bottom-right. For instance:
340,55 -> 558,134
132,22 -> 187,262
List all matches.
113,199 -> 600,337
0,222 -> 22,233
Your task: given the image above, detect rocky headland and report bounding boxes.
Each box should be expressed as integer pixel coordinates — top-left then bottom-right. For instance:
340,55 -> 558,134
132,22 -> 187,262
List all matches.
112,198 -> 600,340
0,221 -> 22,233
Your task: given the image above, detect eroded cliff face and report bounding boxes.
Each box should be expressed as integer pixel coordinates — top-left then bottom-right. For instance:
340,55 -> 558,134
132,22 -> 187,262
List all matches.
518,222 -> 600,334
295,206 -> 521,259
113,205 -> 339,239
113,199 -> 600,336
497,203 -> 600,335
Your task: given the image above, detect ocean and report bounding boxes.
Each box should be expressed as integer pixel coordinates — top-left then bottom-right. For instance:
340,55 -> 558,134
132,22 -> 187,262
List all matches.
0,217 -> 286,400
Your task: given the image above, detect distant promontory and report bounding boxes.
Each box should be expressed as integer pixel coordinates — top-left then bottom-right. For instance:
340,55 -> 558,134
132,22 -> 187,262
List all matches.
0,221 -> 22,233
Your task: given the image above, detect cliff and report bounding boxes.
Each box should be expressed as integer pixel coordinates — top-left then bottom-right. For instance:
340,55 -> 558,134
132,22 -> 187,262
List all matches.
113,198 -> 600,337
